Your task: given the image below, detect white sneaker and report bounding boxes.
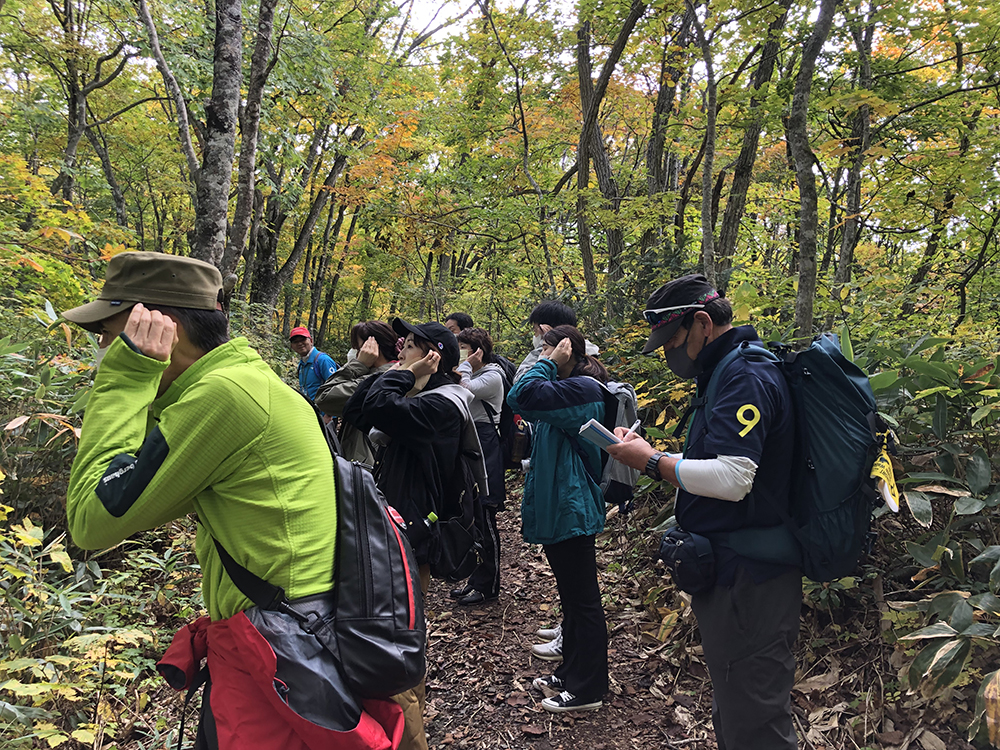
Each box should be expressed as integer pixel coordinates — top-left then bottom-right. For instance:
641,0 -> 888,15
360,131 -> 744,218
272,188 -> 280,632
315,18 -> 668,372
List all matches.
535,623 -> 561,641
531,674 -> 565,697
530,631 -> 563,661
541,690 -> 602,713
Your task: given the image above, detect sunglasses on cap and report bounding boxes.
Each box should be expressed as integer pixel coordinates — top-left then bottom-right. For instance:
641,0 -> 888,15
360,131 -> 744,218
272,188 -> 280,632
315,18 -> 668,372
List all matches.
642,303 -> 707,327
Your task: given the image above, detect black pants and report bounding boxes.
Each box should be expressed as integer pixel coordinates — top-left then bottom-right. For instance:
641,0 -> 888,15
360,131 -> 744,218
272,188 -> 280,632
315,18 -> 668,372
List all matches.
543,534 -> 608,701
691,567 -> 802,750
468,502 -> 500,597
193,673 -> 218,750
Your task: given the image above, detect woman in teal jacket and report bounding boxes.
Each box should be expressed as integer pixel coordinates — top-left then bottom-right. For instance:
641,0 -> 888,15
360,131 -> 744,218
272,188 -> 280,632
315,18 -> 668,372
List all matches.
507,325 -> 609,714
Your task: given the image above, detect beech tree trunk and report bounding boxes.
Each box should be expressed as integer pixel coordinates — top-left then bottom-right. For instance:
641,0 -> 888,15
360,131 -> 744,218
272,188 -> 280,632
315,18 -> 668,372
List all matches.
688,2 -> 717,288
716,0 -> 793,283
222,0 -> 278,277
574,3 -> 646,317
640,8 -> 692,269
85,124 -> 128,226
788,0 -> 839,341
832,25 -> 873,292
191,0 -> 243,266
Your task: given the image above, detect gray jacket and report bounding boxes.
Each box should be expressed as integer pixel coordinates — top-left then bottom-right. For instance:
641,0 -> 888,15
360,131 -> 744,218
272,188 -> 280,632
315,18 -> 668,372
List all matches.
456,361 -> 505,427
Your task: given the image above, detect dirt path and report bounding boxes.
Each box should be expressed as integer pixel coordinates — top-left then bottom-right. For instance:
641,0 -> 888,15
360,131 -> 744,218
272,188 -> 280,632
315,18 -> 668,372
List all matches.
421,497 -> 719,750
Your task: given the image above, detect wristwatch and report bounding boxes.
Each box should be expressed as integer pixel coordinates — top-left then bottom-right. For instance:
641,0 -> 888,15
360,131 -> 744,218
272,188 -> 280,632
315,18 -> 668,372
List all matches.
645,451 -> 667,481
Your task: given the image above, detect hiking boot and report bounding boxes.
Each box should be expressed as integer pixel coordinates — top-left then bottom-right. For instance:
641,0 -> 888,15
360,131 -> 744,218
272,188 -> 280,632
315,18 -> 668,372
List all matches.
541,691 -> 602,713
450,583 -> 474,599
531,674 -> 565,698
530,631 -> 563,661
535,624 -> 561,641
457,590 -> 496,606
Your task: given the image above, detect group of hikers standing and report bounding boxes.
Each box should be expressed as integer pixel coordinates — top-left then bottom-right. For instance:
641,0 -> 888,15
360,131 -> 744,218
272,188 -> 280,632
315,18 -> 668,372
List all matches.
62,251 -> 805,750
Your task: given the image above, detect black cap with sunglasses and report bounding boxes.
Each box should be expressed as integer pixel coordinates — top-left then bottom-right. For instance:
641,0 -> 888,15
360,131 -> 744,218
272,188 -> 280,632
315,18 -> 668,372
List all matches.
641,274 -> 721,355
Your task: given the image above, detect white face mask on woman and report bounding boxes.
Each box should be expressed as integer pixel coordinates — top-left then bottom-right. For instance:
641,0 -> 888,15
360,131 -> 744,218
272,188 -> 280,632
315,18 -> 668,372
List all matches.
532,334 -> 544,349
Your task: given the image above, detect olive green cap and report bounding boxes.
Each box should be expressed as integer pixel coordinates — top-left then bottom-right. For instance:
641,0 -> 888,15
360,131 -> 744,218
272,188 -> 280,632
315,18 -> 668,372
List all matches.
63,252 -> 223,333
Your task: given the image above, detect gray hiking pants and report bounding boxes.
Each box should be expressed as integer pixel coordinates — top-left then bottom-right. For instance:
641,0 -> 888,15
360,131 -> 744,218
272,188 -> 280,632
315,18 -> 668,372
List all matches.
692,567 -> 802,750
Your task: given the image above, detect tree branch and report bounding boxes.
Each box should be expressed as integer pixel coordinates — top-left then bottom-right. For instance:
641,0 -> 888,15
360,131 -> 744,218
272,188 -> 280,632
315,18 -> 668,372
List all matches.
135,0 -> 201,185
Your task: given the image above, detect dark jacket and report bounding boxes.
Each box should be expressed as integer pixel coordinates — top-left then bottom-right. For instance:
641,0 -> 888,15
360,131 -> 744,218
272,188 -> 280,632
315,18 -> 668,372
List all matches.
314,356 -> 395,464
343,370 -> 465,561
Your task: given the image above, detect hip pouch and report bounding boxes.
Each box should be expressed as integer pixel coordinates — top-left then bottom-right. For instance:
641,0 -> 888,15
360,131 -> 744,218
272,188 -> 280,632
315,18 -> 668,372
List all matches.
657,526 -> 716,594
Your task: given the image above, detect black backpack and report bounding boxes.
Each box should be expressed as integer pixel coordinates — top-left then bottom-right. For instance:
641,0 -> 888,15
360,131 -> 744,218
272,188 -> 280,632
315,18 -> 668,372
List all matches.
492,353 -> 518,385
212,411 -> 426,699
413,385 -> 487,581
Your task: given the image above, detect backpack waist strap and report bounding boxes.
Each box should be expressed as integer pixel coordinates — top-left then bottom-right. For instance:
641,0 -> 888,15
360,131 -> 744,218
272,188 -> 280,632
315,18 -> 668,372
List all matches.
708,524 -> 801,567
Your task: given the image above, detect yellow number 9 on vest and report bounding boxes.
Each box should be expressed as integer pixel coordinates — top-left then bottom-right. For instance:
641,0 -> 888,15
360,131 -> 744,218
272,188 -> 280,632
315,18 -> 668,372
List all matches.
736,404 -> 761,437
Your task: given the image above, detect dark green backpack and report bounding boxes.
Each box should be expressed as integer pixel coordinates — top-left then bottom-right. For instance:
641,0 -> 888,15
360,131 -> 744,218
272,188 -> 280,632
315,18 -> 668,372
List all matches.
702,334 -> 885,582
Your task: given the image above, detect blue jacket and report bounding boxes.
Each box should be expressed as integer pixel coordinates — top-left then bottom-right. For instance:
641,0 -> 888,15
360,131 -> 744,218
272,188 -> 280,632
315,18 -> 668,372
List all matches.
507,358 -> 606,545
297,348 -> 338,403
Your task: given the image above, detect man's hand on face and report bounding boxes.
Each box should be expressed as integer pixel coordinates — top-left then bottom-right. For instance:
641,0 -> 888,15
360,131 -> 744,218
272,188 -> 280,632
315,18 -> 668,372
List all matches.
123,303 -> 177,362
605,428 -> 656,472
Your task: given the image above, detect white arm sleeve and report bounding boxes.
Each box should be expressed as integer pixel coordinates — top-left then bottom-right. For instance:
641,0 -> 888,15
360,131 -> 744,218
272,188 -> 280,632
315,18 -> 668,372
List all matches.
675,455 -> 759,502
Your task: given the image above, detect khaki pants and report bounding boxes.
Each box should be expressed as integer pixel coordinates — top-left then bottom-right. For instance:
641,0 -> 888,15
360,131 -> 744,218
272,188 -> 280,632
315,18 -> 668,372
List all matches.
389,563 -> 431,750
390,679 -> 427,750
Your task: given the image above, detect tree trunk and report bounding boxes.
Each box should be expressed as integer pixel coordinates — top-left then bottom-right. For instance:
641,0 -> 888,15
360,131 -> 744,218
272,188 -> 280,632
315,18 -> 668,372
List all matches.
249,128 -> 360,309
688,2 -> 717,287
317,210 -> 360,346
900,111 -> 979,317
639,8 -> 692,268
575,22 -> 599,301
788,0 -> 839,341
137,0 -> 201,189
575,3 -> 646,319
222,0 -> 278,276
238,188 -> 264,301
294,242 -> 313,327
716,0 -> 793,281
191,0 -> 243,266
85,124 -> 128,226
310,203 -> 346,330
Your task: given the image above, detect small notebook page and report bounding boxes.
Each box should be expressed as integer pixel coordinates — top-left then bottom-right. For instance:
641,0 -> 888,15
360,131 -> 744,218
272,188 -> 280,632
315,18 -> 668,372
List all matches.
578,418 -> 620,450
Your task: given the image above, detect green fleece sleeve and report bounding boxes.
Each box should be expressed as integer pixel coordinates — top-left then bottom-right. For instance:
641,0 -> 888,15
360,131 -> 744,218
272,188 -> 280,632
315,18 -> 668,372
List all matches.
66,336 -> 263,550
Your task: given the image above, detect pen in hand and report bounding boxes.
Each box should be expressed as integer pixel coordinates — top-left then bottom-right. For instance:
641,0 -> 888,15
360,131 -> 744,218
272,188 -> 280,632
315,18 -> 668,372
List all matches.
622,419 -> 642,440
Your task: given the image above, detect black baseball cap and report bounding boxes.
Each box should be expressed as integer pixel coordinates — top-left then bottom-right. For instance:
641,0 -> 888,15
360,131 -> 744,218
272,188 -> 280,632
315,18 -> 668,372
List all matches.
391,318 -> 460,372
641,274 -> 720,355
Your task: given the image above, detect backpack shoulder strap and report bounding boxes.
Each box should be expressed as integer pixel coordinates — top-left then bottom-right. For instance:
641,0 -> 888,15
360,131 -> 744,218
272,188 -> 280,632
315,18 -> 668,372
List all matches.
211,392 -> 336,621
703,343 -> 777,417
416,384 -> 489,496
482,400 -> 499,431
557,427 -> 602,487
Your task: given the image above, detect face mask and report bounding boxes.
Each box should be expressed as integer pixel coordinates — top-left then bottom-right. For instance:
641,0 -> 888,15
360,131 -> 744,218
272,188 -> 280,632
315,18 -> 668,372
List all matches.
93,346 -> 108,373
458,349 -> 469,364
665,329 -> 703,379
346,348 -> 358,362
532,334 -> 544,349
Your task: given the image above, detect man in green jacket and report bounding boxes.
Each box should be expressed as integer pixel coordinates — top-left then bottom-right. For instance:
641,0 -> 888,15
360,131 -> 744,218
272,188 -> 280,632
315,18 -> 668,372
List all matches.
61,253 -> 376,749
64,252 -> 337,621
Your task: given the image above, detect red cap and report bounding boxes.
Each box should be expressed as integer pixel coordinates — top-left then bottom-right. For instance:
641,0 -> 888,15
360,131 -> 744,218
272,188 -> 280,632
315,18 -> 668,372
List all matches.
289,326 -> 311,339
